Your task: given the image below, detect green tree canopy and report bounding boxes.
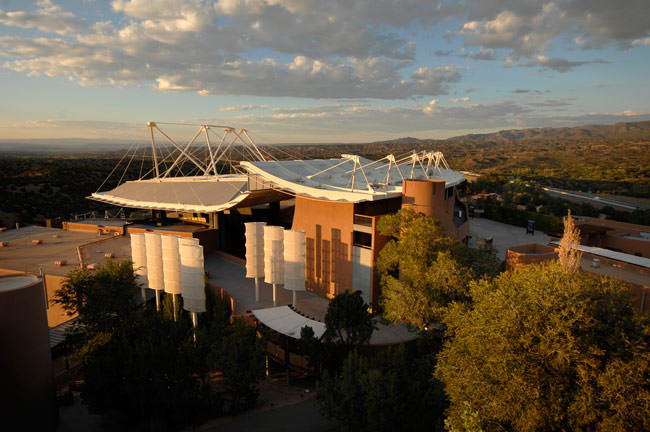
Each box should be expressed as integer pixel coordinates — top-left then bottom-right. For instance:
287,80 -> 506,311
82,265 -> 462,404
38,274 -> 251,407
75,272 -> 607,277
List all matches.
318,348 -> 446,432
376,208 -> 485,330
324,290 -> 374,347
435,262 -> 650,432
53,258 -> 140,333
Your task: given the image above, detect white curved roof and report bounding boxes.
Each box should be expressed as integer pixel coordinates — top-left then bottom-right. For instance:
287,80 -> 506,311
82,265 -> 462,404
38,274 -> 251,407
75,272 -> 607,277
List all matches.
241,155 -> 465,202
90,175 -> 249,212
252,305 -> 326,339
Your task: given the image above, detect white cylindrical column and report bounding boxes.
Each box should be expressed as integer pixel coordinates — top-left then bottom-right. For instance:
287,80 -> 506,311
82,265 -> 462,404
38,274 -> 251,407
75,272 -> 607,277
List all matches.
264,225 -> 284,306
144,232 -> 164,310
162,235 -> 181,295
179,236 -> 200,246
180,243 -> 206,313
245,222 -> 266,302
130,233 -> 148,303
283,229 -> 306,307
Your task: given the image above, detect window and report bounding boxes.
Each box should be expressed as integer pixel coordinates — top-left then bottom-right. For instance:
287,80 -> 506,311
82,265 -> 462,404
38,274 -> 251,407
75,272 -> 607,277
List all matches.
353,231 -> 372,248
445,186 -> 454,200
353,215 -> 372,227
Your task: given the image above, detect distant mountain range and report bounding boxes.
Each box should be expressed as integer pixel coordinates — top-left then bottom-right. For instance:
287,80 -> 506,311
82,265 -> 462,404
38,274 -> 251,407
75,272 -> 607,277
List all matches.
2,120 -> 650,154
0,138 -> 138,154
372,120 -> 650,145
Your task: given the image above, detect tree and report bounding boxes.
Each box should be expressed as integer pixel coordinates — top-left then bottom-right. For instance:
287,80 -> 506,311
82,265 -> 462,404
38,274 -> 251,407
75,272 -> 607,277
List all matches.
56,261 -> 267,429
298,325 -> 324,376
81,310 -> 205,431
376,208 -> 475,330
558,209 -> 582,273
380,251 -> 471,330
207,318 -> 266,413
53,258 -> 140,334
317,348 -> 446,432
435,262 -> 650,432
324,290 -> 374,347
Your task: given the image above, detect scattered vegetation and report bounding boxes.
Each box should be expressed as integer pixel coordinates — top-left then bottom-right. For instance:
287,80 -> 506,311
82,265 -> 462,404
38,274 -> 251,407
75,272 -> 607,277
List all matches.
54,260 -> 266,431
318,209 -> 650,431
436,262 -> 650,432
376,208 -> 499,331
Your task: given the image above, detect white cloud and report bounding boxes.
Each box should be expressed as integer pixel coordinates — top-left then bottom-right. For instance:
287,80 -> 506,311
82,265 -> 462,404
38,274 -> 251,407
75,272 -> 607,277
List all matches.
0,0 -> 86,34
0,1 -> 464,99
524,55 -> 610,72
449,97 -> 470,103
220,104 -> 269,111
0,0 -> 648,103
457,1 -> 650,59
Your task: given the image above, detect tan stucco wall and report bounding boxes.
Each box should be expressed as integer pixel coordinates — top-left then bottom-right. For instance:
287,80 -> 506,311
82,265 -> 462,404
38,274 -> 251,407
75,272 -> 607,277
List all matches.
43,274 -> 74,327
506,243 -> 558,270
0,275 -> 57,429
292,196 -> 355,299
0,269 -> 74,328
401,179 -> 470,241
601,233 -> 650,258
63,221 -> 124,234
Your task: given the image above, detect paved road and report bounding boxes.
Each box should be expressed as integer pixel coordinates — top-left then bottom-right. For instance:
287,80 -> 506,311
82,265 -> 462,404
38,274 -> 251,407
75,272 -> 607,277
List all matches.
542,187 -> 647,211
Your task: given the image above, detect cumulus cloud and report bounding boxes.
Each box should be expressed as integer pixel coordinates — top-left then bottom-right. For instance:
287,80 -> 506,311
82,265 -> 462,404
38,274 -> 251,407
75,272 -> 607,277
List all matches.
524,55 -> 610,72
467,48 -> 496,61
0,0 -> 86,34
449,97 -> 470,103
220,105 -> 269,111
434,49 -> 454,56
513,89 -> 549,95
457,0 -> 650,59
0,0 -> 466,99
526,98 -> 574,108
0,0 -> 648,102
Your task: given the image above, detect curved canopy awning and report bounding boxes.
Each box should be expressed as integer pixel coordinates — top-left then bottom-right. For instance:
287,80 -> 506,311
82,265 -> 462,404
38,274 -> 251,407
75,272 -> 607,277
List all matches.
240,154 -> 466,203
89,175 -> 249,213
252,306 -> 326,339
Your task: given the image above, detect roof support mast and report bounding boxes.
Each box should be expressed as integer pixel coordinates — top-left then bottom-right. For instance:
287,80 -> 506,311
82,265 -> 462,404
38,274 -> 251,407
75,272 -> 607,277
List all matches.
161,126 -> 208,178
147,122 -> 160,179
153,125 -> 208,177
203,126 -> 218,177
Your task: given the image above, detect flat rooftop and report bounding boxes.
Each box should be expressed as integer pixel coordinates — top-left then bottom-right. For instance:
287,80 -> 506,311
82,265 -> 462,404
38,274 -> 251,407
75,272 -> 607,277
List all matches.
65,218 -> 128,227
469,217 -> 551,261
0,226 -> 130,276
128,223 -> 209,234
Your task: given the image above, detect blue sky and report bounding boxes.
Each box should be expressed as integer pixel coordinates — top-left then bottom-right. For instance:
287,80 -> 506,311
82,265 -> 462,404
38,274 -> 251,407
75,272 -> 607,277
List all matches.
1,0 -> 649,144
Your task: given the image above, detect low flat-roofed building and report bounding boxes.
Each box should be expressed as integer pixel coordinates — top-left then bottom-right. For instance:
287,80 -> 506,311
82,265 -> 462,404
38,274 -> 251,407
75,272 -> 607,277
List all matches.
573,216 -> 650,258
0,225 -> 131,330
506,240 -> 650,313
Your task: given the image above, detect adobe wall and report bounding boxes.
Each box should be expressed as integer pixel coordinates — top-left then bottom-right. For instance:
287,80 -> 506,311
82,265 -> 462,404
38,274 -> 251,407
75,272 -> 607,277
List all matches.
575,217 -> 650,258
506,243 -> 558,271
63,221 -> 124,235
292,196 -> 355,299
601,234 -> 650,259
0,275 -> 57,430
0,269 -> 74,328
401,179 -> 469,242
371,215 -> 390,310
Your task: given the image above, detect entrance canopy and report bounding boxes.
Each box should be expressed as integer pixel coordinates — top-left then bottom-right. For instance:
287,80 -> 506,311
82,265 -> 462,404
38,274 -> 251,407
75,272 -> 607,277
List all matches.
90,175 -> 249,212
252,305 -> 326,339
